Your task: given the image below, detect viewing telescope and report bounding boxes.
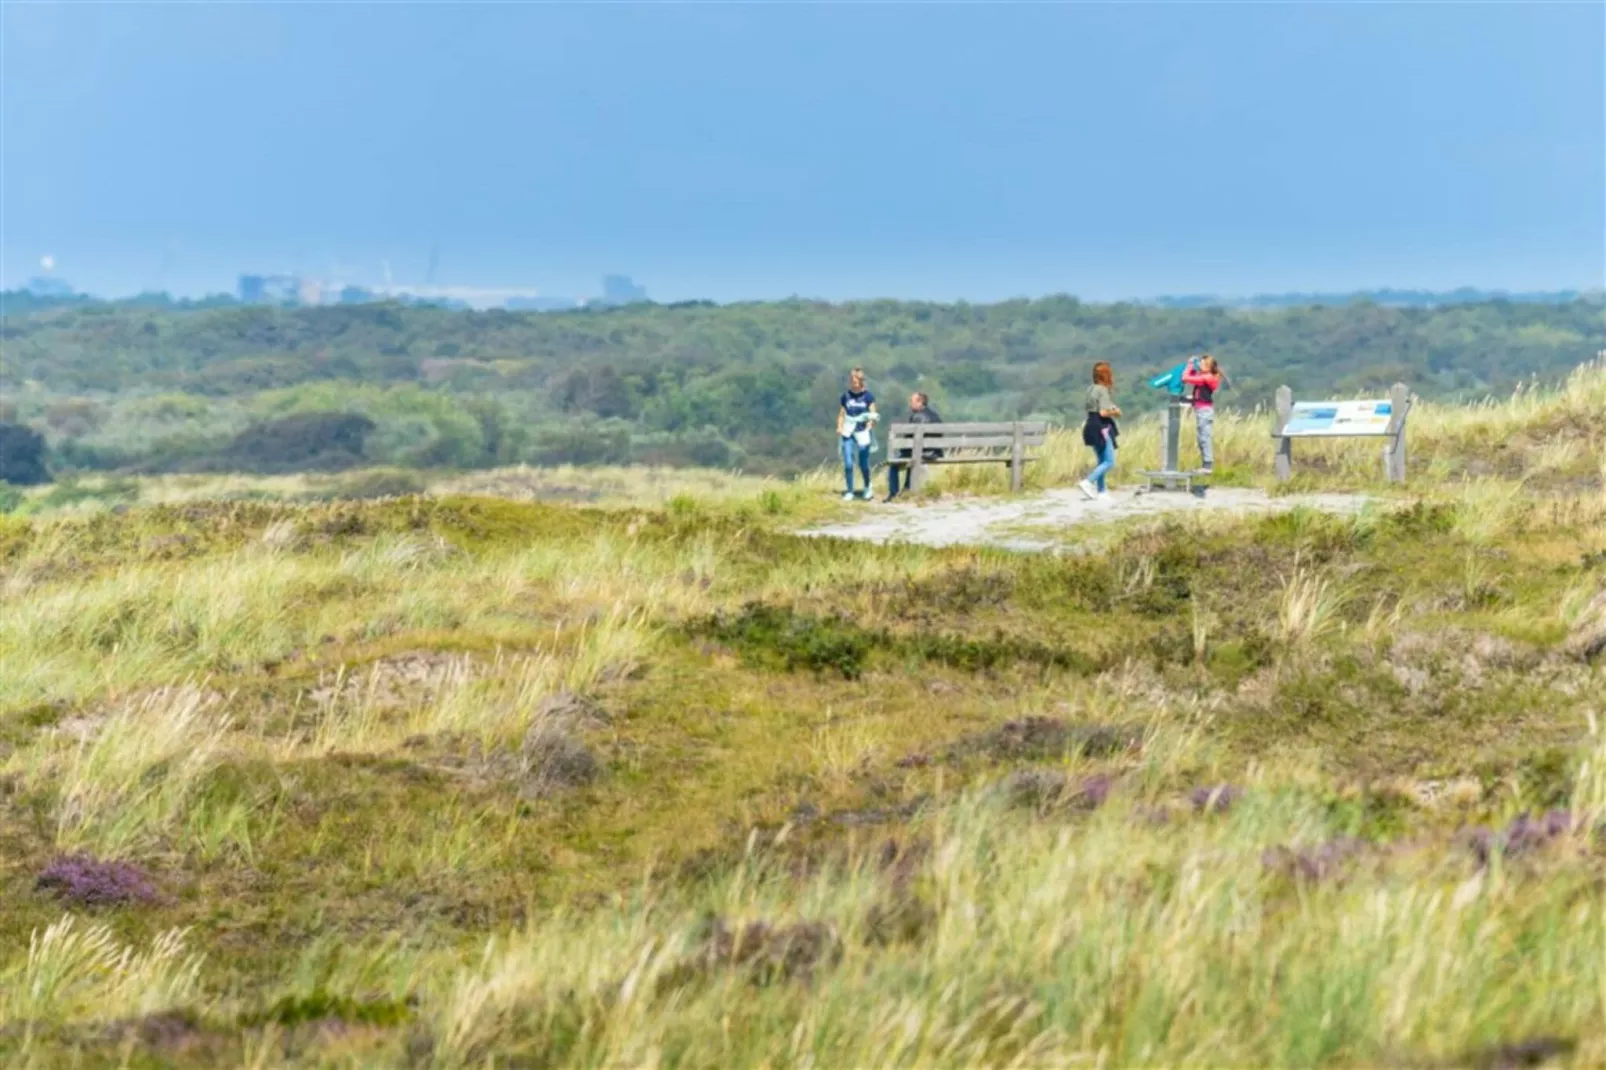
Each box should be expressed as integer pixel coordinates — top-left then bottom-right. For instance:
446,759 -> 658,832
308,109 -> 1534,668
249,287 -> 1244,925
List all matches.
1138,356 -> 1213,495
1148,360 -> 1196,400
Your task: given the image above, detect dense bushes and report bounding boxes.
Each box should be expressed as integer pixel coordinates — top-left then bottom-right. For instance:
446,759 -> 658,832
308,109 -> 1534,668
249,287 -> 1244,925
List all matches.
3,294 -> 1600,478
206,412 -> 376,473
0,422 -> 49,485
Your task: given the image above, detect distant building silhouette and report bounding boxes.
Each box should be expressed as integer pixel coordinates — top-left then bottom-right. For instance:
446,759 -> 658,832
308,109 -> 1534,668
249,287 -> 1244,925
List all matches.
238,274 -> 301,305
505,295 -> 579,312
599,274 -> 648,306
25,277 -> 73,297
397,294 -> 470,311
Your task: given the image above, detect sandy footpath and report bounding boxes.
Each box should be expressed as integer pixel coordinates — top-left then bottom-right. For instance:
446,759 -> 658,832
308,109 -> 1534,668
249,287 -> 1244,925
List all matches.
796,486 -> 1376,551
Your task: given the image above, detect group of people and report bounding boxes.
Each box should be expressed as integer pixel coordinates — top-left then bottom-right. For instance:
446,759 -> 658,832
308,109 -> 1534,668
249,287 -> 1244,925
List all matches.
836,366 -> 940,502
1075,354 -> 1221,499
835,354 -> 1224,502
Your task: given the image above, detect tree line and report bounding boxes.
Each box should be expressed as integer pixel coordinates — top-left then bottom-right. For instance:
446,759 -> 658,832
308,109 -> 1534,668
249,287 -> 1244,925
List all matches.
1,293 -> 1600,482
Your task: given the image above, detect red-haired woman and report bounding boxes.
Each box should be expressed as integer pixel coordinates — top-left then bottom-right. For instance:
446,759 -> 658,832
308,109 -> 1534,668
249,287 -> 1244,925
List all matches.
1079,362 -> 1121,500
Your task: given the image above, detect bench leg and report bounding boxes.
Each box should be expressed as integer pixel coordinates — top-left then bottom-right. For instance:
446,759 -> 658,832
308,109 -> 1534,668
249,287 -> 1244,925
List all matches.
910,460 -> 926,492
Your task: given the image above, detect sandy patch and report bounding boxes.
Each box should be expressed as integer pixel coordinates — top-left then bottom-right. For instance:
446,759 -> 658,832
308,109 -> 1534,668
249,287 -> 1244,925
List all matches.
798,487 -> 1376,551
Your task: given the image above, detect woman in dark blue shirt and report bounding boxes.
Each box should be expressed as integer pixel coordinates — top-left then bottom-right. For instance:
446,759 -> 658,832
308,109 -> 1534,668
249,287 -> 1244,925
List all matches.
836,367 -> 877,501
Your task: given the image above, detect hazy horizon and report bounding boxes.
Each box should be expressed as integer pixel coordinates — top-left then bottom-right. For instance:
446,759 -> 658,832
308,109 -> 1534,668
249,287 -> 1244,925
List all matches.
4,4 -> 1602,303
7,280 -> 1601,311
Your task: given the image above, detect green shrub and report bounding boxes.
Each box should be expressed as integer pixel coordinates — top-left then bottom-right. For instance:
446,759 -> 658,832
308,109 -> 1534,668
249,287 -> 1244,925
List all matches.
701,604 -> 873,679
210,412 -> 376,473
0,421 -> 49,485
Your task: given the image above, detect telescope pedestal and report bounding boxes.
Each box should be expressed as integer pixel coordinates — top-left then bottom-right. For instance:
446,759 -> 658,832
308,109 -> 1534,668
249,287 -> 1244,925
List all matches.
1136,397 -> 1208,496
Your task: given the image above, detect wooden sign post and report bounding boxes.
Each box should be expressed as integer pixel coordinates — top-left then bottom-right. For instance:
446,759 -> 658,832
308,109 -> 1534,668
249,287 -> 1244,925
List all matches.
1273,383 -> 1411,483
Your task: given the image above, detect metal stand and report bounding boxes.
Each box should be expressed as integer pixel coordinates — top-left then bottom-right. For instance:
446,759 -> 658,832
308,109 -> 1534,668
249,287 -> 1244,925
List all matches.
1138,397 -> 1209,496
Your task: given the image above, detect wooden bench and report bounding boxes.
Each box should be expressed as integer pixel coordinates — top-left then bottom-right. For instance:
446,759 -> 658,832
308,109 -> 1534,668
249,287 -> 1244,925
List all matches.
886,421 -> 1049,492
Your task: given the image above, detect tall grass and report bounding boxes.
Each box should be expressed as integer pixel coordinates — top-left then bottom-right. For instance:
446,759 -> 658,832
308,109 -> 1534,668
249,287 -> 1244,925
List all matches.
1573,713 -> 1606,828
0,551 -> 310,708
11,461 -> 841,523
292,608 -> 653,755
933,359 -> 1606,495
0,530 -> 675,711
414,782 -> 1605,1067
0,916 -> 203,1026
1277,565 -> 1349,647
36,684 -> 233,853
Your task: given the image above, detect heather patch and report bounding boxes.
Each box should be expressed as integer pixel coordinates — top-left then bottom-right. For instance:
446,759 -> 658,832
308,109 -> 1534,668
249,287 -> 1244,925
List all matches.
658,917 -> 843,992
36,854 -> 159,907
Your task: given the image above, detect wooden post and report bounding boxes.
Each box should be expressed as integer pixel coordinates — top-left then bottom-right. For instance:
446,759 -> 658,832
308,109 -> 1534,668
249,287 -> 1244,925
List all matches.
1010,422 -> 1025,492
1274,385 -> 1294,482
1384,382 -> 1409,483
911,425 -> 927,492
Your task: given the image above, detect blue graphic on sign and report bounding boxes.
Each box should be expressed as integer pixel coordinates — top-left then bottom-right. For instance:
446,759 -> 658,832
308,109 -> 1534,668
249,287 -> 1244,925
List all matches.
1282,399 -> 1395,438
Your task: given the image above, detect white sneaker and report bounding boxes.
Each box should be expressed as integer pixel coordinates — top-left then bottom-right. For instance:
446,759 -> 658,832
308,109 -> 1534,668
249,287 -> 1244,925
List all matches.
842,491 -> 856,501
1077,480 -> 1097,500
1097,491 -> 1111,502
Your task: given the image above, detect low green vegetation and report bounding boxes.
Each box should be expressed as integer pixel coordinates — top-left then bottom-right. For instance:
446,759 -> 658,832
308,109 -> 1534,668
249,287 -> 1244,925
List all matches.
6,358 -> 1601,526
2,292 -> 1600,479
0,369 -> 1603,1066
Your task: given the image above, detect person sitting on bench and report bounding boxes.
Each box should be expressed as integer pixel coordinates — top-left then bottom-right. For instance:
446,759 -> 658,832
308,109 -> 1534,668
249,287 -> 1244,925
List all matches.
885,391 -> 943,501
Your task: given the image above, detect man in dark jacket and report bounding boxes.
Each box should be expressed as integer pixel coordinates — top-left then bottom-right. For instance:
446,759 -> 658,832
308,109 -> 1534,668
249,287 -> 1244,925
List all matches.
885,392 -> 943,501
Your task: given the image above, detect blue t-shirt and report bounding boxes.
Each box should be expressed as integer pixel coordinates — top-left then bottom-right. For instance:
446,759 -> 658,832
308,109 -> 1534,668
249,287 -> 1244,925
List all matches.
840,389 -> 875,423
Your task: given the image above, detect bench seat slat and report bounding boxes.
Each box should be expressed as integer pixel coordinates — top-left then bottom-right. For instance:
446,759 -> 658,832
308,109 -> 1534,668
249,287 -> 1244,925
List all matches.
888,425 -> 1047,448
887,421 -> 1048,435
888,437 -> 1044,450
888,435 -> 1046,445
888,454 -> 1042,466
888,427 -> 1048,438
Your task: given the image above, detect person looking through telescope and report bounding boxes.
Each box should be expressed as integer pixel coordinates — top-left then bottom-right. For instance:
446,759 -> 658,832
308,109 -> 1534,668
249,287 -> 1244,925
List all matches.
1181,354 -> 1223,473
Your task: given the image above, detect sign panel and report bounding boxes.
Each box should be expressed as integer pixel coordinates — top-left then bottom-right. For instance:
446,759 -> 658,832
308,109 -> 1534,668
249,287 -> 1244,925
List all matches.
1282,399 -> 1393,438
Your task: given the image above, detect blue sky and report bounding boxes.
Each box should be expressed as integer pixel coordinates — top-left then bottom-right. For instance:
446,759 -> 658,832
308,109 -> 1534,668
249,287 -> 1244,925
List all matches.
3,2 -> 1601,303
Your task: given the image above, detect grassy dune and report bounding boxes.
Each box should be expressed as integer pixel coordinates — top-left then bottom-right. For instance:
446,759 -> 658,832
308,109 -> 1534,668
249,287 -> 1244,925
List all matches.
0,366 -> 1603,1066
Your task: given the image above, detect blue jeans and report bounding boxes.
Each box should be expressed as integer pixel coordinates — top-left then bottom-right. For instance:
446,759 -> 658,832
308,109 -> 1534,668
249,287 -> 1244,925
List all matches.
841,436 -> 871,494
1088,433 -> 1116,492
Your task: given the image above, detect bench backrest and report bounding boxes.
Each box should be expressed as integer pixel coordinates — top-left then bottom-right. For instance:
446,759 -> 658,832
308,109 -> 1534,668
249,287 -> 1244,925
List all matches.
886,421 -> 1048,451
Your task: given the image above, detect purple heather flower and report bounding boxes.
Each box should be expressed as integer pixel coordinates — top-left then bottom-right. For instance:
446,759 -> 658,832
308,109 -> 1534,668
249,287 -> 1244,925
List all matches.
1070,773 -> 1114,811
1263,837 -> 1368,883
1468,809 -> 1576,866
1189,784 -> 1244,814
36,854 -> 157,907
